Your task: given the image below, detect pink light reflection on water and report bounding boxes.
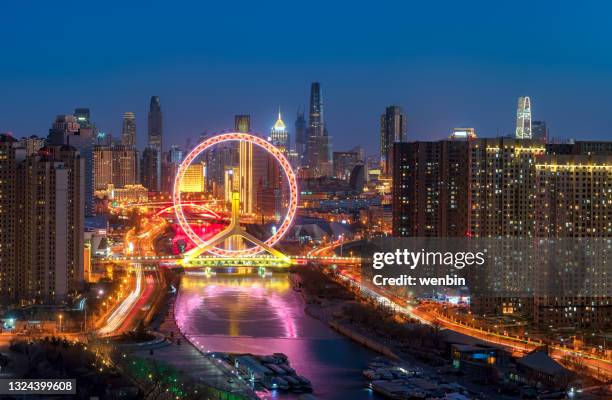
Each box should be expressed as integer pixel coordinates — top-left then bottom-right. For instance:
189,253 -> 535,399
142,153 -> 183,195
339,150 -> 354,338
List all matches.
174,275 -> 381,400
176,276 -> 297,339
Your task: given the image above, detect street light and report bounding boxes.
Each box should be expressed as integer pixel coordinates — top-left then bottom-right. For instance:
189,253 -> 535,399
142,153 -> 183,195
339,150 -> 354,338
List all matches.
58,314 -> 63,333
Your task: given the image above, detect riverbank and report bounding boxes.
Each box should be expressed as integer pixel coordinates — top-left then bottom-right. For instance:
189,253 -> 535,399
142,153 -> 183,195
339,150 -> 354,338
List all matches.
291,266 -> 416,362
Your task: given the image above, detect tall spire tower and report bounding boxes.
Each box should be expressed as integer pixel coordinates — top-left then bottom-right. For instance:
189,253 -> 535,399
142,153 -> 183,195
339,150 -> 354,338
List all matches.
515,96 -> 532,139
145,96 -> 163,191
380,105 -> 407,177
270,107 -> 289,154
148,96 -> 163,149
305,82 -> 332,177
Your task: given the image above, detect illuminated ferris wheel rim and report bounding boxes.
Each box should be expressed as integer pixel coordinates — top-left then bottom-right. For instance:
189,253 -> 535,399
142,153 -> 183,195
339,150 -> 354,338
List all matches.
172,132 -> 298,257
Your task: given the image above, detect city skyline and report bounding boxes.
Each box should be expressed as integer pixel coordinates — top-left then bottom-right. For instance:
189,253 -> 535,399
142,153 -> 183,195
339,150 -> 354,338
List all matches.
3,2 -> 612,151
0,2 -> 610,398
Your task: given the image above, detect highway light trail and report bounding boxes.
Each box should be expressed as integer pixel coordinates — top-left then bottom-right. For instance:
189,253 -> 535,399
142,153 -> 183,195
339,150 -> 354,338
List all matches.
98,264 -> 143,336
335,268 -> 612,380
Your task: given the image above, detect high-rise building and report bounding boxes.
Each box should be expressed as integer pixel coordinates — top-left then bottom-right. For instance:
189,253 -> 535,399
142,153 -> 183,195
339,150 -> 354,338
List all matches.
0,134 -> 19,304
470,138 -> 544,237
391,138 -> 612,326
93,145 -> 113,190
305,82 -> 333,177
532,120 -> 548,143
121,112 -> 137,146
536,155 -> 612,237
270,109 -> 289,155
148,96 -> 163,150
534,154 -> 612,328
93,145 -> 138,190
48,114 -> 95,216
204,143 -> 238,197
224,167 -> 240,203
180,162 -> 206,193
391,140 -> 471,237
295,108 -> 307,162
147,96 -> 163,191
168,145 -> 184,164
255,153 -> 283,222
515,96 -> 532,139
236,115 -> 253,214
74,108 -> 91,128
48,115 -> 80,144
0,141 -> 85,305
141,147 -> 161,192
162,145 -> 184,193
20,135 -> 45,156
380,105 -> 407,176
112,145 -> 139,188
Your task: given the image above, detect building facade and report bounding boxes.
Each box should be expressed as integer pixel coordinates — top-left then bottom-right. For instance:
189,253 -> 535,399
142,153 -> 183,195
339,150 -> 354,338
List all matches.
147,96 -> 163,191
141,146 -> 161,192
270,110 -> 289,155
121,111 -> 136,146
380,105 -> 407,176
0,137 -> 84,305
305,82 -> 333,177
391,137 -> 611,328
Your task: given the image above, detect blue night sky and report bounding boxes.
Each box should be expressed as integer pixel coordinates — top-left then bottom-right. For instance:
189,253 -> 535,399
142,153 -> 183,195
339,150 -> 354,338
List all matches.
1,0 -> 611,154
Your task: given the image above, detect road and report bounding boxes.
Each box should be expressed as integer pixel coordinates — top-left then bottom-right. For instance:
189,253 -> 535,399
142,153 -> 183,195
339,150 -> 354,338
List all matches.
413,303 -> 612,381
97,264 -> 144,336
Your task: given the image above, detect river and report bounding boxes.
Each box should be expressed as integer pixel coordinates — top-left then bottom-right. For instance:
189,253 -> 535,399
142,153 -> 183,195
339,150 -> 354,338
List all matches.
174,272 -> 383,400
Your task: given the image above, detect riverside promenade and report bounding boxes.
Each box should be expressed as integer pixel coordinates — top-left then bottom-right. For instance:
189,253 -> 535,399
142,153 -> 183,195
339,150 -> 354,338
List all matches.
132,294 -> 257,400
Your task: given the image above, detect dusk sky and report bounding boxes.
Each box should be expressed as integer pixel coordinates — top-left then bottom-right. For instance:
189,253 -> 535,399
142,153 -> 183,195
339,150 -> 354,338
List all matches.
1,0 -> 612,153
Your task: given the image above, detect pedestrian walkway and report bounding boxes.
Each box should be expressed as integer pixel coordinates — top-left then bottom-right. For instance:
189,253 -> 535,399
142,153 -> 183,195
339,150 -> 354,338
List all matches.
133,295 -> 257,399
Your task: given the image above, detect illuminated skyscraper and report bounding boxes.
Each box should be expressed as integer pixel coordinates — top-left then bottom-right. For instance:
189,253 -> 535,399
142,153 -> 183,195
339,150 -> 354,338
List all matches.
270,108 -> 289,154
93,145 -> 113,190
147,96 -> 163,191
121,112 -> 136,146
236,115 -> 254,214
515,96 -> 532,139
305,82 -> 332,177
112,145 -> 139,188
180,162 -> 206,193
380,105 -> 407,176
94,145 -> 138,190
